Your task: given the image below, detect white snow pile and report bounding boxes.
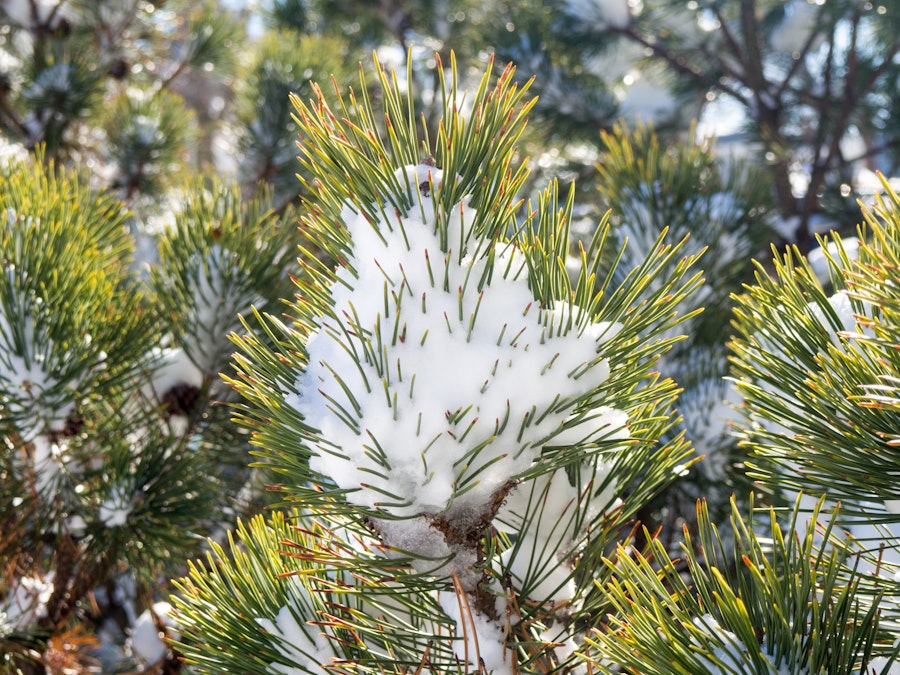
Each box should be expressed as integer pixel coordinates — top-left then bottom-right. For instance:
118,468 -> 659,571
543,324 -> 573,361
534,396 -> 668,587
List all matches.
1,284 -> 81,441
807,235 -> 859,285
754,291 -> 900,566
187,244 -> 263,373
100,480 -> 135,528
440,589 -> 511,675
288,162 -> 623,523
1,208 -> 108,442
692,612 -> 900,675
285,162 -> 628,675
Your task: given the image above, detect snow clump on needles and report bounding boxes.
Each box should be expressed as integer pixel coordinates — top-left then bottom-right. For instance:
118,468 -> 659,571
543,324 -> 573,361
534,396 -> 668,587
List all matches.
287,162 -> 626,529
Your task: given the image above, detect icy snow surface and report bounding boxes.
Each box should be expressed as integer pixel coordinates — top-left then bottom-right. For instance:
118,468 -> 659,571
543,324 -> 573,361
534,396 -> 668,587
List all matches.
289,164 -> 620,519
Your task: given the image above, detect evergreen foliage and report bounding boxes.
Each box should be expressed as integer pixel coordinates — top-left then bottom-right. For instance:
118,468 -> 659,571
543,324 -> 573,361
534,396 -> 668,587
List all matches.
0,154 -> 300,672
2,2 -> 900,674
555,0 -> 900,247
587,497 -> 899,674
586,121 -> 776,531
731,177 -> 900,544
234,30 -> 354,205
174,53 -> 702,675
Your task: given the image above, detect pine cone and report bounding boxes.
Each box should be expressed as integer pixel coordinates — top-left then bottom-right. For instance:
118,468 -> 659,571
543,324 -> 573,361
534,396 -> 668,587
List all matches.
160,383 -> 202,418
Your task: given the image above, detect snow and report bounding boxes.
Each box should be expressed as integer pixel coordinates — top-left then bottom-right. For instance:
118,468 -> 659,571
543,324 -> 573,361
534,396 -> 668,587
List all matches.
280,163 -> 630,673
146,347 -> 204,398
562,0 -> 630,29
0,0 -> 72,27
130,601 -> 178,665
440,590 -> 512,675
144,347 -> 205,434
290,163 -> 622,527
184,244 -> 263,373
691,613 -> 799,674
807,236 -> 859,285
862,658 -> 900,675
131,114 -> 164,148
805,291 -> 859,339
23,63 -> 73,100
495,453 -> 623,603
100,481 -> 134,527
373,515 -> 473,580
0,572 -> 54,634
857,169 -> 900,196
839,501 -> 900,569
255,578 -> 332,674
615,69 -> 680,123
1,214 -> 108,442
769,0 -> 823,55
0,308 -> 76,442
0,135 -> 28,164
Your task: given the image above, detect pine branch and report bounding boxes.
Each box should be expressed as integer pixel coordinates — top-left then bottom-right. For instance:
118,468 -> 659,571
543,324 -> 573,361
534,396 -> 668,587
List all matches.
585,496 -> 900,674
184,49 -> 704,675
730,176 -> 900,516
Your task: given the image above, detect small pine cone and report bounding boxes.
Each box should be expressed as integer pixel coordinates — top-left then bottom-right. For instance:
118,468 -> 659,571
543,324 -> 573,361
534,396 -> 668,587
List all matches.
62,414 -> 84,437
47,413 -> 85,444
161,383 -> 202,418
107,57 -> 129,80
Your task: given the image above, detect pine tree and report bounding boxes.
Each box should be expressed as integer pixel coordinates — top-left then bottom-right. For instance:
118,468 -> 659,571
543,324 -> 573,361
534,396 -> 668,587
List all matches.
0,155 -> 301,671
730,177 -> 900,579
591,121 -> 777,534
0,2 -> 373,669
582,177 -> 900,675
0,0 -> 242,190
4,3 -> 900,673
173,52 -> 703,674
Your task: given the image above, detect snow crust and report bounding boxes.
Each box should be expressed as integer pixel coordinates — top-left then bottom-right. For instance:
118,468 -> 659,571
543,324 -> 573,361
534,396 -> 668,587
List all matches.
290,163 -> 620,522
